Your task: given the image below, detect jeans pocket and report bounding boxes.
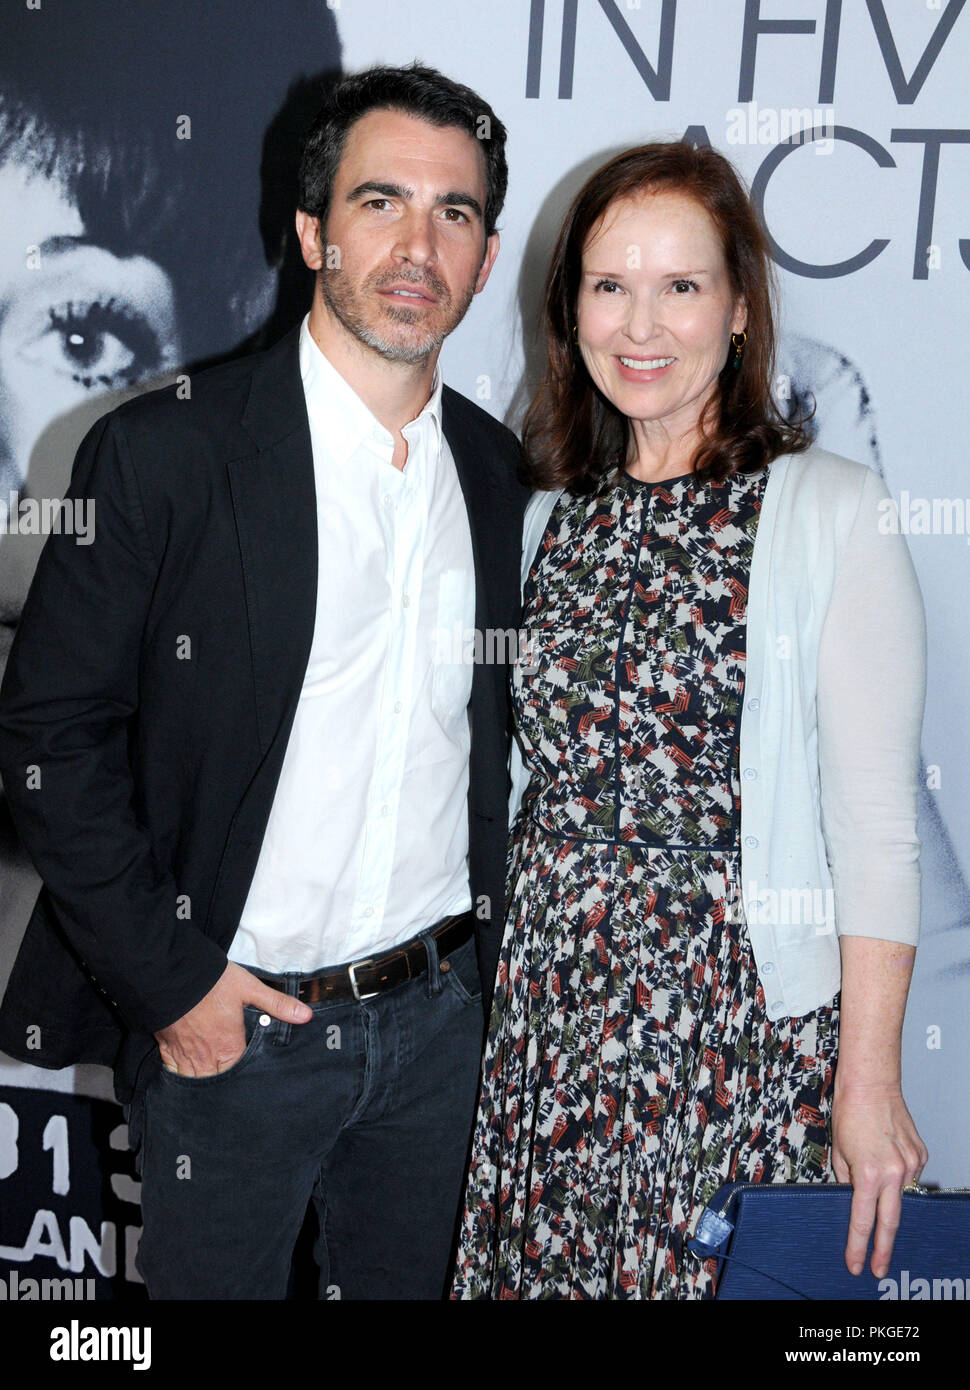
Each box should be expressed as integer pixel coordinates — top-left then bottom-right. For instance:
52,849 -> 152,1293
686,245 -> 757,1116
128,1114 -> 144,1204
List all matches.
157,1004 -> 266,1086
441,937 -> 483,1005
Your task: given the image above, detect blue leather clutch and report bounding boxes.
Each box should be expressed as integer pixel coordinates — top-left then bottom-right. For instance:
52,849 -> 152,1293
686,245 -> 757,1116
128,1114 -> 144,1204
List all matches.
688,1182 -> 970,1300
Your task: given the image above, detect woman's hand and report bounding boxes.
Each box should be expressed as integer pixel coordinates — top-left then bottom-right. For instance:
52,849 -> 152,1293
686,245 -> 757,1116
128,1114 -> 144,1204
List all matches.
831,1083 -> 928,1278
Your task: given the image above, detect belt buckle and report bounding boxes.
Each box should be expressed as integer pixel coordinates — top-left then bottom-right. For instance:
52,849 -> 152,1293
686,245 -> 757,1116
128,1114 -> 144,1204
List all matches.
348,957 -> 377,1002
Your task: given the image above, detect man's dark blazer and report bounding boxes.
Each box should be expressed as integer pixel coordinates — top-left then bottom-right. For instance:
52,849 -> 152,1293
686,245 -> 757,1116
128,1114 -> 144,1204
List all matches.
0,325 -> 528,1104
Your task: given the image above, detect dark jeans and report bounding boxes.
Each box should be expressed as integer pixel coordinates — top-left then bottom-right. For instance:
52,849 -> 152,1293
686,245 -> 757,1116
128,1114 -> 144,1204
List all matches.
124,931 -> 485,1299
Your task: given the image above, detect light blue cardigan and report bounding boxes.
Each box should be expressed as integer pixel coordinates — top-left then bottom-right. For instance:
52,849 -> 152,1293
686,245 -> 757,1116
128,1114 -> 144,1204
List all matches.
508,446 -> 926,1019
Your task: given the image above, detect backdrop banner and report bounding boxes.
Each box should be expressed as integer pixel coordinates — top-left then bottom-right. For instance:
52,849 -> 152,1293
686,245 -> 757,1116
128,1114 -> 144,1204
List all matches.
1,0 -> 967,1302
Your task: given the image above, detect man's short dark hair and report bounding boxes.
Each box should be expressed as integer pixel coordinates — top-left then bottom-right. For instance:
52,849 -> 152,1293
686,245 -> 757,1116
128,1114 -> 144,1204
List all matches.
298,62 -> 508,240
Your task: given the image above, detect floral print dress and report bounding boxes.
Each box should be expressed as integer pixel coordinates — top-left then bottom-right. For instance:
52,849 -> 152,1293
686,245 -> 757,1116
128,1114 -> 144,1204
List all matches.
451,465 -> 839,1300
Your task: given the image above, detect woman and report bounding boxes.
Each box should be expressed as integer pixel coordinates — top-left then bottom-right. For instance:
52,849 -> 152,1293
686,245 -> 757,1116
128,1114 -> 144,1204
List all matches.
0,2 -> 341,1299
452,141 -> 928,1299
0,0 -> 342,885
0,0 -> 342,520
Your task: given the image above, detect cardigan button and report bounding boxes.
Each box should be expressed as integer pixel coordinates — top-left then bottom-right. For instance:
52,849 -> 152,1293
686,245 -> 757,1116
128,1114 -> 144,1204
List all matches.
748,697 -> 760,711
763,962 -> 774,974
744,836 -> 759,848
743,767 -> 757,780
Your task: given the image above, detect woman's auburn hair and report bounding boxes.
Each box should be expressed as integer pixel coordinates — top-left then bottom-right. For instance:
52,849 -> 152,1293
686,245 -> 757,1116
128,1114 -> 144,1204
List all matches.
521,140 -> 812,495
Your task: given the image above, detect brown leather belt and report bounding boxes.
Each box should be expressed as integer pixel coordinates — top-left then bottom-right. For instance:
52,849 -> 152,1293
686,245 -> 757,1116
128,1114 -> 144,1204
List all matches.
253,910 -> 475,1004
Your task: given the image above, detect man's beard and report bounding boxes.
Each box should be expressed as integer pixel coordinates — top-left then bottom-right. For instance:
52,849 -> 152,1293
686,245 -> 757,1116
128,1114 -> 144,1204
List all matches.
319,265 -> 477,365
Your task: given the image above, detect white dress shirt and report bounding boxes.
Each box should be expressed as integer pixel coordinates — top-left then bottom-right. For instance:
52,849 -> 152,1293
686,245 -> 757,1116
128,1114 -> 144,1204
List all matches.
511,446 -> 925,1018
229,316 -> 475,973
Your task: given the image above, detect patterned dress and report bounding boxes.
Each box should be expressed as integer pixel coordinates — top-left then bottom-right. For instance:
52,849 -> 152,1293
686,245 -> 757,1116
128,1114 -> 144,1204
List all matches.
452,465 -> 839,1300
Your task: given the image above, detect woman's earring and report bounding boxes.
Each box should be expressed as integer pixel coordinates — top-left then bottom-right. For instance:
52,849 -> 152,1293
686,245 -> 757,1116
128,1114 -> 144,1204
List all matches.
730,329 -> 747,371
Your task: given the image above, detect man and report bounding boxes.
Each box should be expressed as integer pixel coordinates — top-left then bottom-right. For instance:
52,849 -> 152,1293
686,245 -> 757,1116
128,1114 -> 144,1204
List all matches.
0,64 -> 528,1299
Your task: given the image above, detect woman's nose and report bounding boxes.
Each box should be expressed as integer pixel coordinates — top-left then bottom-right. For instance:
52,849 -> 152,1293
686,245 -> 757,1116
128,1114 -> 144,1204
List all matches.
623,293 -> 661,344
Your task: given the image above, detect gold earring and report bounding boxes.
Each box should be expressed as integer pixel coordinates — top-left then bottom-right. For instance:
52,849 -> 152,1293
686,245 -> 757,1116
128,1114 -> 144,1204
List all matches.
730,329 -> 747,371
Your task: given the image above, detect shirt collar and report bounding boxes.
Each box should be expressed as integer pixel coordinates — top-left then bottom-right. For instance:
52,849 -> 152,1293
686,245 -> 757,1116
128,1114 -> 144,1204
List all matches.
299,315 -> 443,465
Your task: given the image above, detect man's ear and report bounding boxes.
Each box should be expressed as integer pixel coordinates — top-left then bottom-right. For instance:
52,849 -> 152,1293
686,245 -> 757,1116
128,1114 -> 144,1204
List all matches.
474,232 -> 500,295
295,210 -> 326,271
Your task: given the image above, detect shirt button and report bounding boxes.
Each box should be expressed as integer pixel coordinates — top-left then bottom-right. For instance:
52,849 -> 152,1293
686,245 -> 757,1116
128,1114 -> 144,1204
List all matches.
382,494 -> 391,507
748,697 -> 760,711
380,803 -> 390,817
258,1013 -> 271,1027
770,1001 -> 783,1013
743,767 -> 757,780
364,907 -> 374,918
393,700 -> 403,713
762,962 -> 774,974
402,594 -> 411,608
745,836 -> 759,849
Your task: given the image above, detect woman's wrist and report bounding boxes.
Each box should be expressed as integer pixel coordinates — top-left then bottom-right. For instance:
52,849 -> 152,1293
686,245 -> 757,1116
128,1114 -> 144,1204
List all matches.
833,1072 -> 903,1100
